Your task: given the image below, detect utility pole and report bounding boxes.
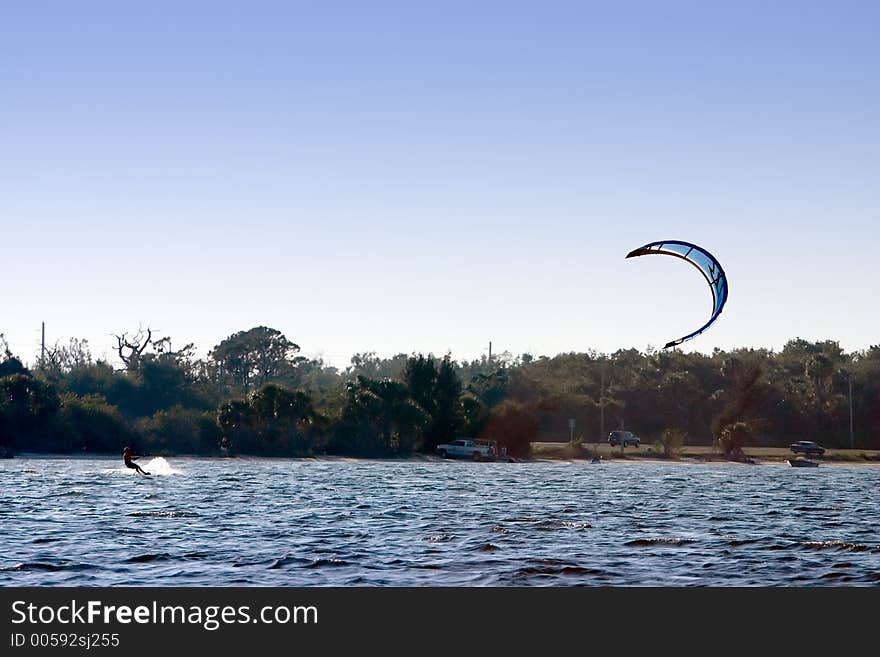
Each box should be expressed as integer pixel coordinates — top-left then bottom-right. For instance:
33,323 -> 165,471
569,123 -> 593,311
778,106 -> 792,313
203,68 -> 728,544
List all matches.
488,341 -> 492,362
41,322 -> 46,368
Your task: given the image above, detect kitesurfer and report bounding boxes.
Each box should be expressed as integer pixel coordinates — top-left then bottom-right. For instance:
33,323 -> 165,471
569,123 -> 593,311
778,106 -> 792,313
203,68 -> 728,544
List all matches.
123,446 -> 149,475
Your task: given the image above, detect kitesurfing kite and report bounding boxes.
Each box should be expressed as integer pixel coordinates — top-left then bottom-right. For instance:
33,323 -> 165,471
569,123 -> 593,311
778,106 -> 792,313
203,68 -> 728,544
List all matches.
625,240 -> 728,349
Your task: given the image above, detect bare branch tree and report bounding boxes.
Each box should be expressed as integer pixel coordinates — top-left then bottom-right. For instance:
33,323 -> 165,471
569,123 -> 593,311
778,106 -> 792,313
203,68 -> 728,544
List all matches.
114,326 -> 153,370
40,338 -> 93,375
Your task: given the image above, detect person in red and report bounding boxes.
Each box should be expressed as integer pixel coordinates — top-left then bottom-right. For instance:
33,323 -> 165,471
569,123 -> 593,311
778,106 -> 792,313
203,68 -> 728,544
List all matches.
123,446 -> 149,475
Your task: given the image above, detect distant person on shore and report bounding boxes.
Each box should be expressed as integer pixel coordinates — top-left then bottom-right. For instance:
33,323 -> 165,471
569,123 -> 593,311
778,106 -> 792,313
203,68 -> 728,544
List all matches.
123,447 -> 149,475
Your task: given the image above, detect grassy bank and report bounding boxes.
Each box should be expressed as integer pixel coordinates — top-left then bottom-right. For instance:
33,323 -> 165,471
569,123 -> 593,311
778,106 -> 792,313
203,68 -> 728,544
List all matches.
530,441 -> 880,463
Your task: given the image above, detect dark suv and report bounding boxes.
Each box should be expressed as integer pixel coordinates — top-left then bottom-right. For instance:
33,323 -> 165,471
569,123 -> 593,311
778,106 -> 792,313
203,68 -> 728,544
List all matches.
789,441 -> 825,456
608,430 -> 640,448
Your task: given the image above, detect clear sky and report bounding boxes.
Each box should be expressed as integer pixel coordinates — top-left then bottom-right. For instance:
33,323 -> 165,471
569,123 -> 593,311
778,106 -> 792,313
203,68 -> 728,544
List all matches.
2,1 -> 878,368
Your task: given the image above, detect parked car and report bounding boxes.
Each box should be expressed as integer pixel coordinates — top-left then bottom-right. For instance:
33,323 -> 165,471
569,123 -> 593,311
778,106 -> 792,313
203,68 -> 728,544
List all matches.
608,430 -> 640,448
789,441 -> 825,456
436,439 -> 495,460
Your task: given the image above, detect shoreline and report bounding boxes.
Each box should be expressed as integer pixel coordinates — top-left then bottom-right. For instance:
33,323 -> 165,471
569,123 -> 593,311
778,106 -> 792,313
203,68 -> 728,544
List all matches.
531,441 -> 880,464
6,450 -> 880,466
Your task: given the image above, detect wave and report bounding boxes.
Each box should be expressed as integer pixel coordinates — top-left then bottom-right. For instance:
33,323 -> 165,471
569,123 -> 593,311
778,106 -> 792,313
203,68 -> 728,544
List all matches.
4,562 -> 101,573
141,457 -> 184,476
54,489 -> 87,497
126,553 -> 174,563
514,562 -> 602,578
307,558 -> 349,568
801,540 -> 879,553
625,537 -> 696,547
102,457 -> 184,476
268,555 -> 311,569
126,510 -> 200,518
124,552 -> 210,563
561,521 -> 592,530
267,555 -> 351,569
499,517 -> 592,531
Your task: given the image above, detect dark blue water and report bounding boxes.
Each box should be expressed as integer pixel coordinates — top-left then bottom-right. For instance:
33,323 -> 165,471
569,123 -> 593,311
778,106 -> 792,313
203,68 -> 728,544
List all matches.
2,456 -> 878,586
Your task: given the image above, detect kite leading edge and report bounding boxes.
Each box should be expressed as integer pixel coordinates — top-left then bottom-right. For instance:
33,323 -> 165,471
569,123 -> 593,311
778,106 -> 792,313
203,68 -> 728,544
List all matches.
625,239 -> 728,349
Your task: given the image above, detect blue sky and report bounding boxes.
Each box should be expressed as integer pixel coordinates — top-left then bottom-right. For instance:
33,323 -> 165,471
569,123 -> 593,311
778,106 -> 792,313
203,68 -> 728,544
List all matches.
2,1 -> 878,367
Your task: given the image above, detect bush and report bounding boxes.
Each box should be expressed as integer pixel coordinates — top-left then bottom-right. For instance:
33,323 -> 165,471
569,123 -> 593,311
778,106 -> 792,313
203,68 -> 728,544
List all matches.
0,374 -> 62,452
656,428 -> 687,458
60,393 -> 131,452
480,400 -> 538,458
217,385 -> 321,456
716,421 -> 753,459
137,406 -> 221,455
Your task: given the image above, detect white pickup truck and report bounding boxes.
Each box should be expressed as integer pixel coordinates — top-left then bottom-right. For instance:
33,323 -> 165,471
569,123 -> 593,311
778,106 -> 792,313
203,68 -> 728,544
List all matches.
436,439 -> 495,461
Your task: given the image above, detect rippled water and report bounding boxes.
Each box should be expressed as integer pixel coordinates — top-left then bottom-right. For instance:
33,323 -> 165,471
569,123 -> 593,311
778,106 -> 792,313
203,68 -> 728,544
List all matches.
2,456 -> 878,586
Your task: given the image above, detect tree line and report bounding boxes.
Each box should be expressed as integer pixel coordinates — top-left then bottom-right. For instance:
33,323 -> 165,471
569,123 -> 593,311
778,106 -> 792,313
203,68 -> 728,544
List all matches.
1,327 -> 878,460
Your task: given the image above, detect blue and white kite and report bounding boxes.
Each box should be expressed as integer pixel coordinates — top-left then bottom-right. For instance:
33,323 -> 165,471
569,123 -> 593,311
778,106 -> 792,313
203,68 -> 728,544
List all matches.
625,240 -> 728,349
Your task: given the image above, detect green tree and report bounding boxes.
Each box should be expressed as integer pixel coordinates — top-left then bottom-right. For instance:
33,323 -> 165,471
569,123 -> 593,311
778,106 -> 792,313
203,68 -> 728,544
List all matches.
403,354 -> 462,451
59,393 -> 130,453
138,406 -> 221,455
0,334 -> 28,378
250,384 -> 319,454
430,356 -> 463,448
217,384 -> 319,456
331,376 -> 427,456
346,352 -> 409,380
460,391 -> 489,437
712,358 -> 769,458
0,374 -> 61,453
217,399 -> 257,454
403,355 -> 437,415
210,326 -> 300,393
133,341 -> 213,416
63,361 -> 140,418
